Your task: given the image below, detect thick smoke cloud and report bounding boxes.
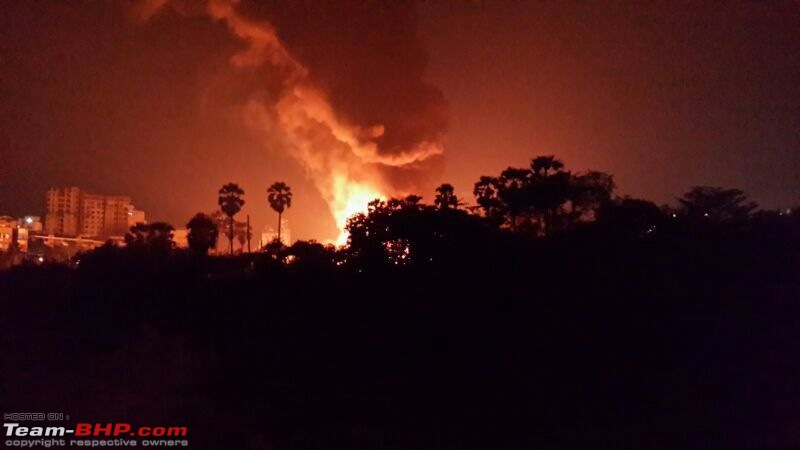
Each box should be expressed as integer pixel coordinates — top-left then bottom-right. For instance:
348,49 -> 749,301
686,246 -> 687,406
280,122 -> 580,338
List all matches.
244,1 -> 448,155
136,0 -> 447,242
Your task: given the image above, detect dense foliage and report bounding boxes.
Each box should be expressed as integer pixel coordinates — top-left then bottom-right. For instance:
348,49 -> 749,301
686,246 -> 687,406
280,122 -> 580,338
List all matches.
2,157 -> 799,449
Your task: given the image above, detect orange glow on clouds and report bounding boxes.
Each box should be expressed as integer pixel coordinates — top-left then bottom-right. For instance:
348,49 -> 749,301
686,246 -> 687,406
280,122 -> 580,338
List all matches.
200,0 -> 439,243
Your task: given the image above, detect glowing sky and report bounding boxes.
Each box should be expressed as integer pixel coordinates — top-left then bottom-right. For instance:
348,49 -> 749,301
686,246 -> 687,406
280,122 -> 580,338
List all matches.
1,0 -> 798,241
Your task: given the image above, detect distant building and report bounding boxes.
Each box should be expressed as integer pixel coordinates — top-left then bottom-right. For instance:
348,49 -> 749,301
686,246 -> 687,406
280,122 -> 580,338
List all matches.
0,215 -> 32,253
260,217 -> 291,247
45,187 -> 143,239
14,227 -> 29,253
45,186 -> 80,236
0,216 -> 15,252
19,216 -> 43,232
127,208 -> 146,228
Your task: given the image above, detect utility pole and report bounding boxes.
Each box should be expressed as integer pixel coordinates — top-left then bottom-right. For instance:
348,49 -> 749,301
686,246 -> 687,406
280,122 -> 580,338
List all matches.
246,214 -> 251,253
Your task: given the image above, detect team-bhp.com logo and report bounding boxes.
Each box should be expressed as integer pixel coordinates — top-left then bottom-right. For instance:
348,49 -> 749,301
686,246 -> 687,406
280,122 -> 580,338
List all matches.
5,423 -> 187,437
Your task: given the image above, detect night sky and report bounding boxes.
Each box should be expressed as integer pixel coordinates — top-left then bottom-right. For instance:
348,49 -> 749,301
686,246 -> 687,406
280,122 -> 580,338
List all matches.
1,0 -> 798,241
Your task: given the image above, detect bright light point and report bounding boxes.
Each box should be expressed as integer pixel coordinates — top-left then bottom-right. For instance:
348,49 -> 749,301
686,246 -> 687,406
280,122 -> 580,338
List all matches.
25,217 -> 33,224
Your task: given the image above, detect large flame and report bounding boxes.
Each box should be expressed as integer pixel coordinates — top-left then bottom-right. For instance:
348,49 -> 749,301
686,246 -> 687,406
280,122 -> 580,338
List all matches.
271,83 -> 395,245
330,177 -> 385,245
151,0 -> 443,243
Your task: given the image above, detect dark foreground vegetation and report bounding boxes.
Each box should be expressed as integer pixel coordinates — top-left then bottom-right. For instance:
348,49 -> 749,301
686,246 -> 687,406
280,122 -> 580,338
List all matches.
2,158 -> 800,449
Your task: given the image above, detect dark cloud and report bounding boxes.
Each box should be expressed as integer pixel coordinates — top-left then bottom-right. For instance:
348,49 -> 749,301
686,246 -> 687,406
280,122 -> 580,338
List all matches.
244,0 -> 448,153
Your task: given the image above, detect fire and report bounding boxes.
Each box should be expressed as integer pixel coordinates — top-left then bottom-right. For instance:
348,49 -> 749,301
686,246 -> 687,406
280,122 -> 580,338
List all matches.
331,178 -> 385,245
270,84 -> 391,245
142,0 -> 442,244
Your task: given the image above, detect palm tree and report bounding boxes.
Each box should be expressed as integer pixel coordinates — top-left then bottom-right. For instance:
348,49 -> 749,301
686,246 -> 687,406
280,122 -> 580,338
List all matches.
218,183 -> 245,255
234,220 -> 252,252
434,183 -> 459,210
473,176 -> 504,225
267,181 -> 292,245
124,222 -> 175,254
210,210 -> 229,246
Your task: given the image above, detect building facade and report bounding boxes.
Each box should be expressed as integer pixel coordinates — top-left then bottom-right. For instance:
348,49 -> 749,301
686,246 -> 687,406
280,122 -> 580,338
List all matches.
45,187 -> 144,238
0,216 -> 31,253
0,216 -> 16,252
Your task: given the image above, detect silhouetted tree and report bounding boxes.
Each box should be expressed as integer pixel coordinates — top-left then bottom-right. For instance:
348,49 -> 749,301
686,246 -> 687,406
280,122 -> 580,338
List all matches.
263,238 -> 285,260
186,213 -> 218,256
267,182 -> 292,245
678,186 -> 757,223
209,210 -> 228,250
284,240 -> 337,269
434,183 -> 459,210
125,222 -> 175,255
750,206 -> 800,239
672,186 -> 758,238
562,170 -> 616,230
473,176 -> 505,227
473,156 -> 613,236
234,220 -> 252,252
526,158 -> 573,235
498,167 -> 533,231
218,183 -> 245,255
531,155 -> 564,176
346,195 -> 490,268
596,197 -> 664,237
387,194 -> 423,211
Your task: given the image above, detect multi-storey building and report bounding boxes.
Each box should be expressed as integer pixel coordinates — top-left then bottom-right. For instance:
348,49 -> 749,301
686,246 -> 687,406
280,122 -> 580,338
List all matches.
45,187 -> 144,238
45,186 -> 81,236
128,209 -> 146,228
0,216 -> 31,253
0,216 -> 16,252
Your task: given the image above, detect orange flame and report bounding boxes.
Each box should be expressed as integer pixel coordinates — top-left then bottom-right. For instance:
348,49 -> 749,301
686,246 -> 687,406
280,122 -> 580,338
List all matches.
146,0 -> 442,243
330,177 -> 385,245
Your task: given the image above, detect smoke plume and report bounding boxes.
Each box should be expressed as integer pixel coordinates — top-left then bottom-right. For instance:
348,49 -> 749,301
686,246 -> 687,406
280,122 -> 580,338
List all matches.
135,0 -> 447,243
